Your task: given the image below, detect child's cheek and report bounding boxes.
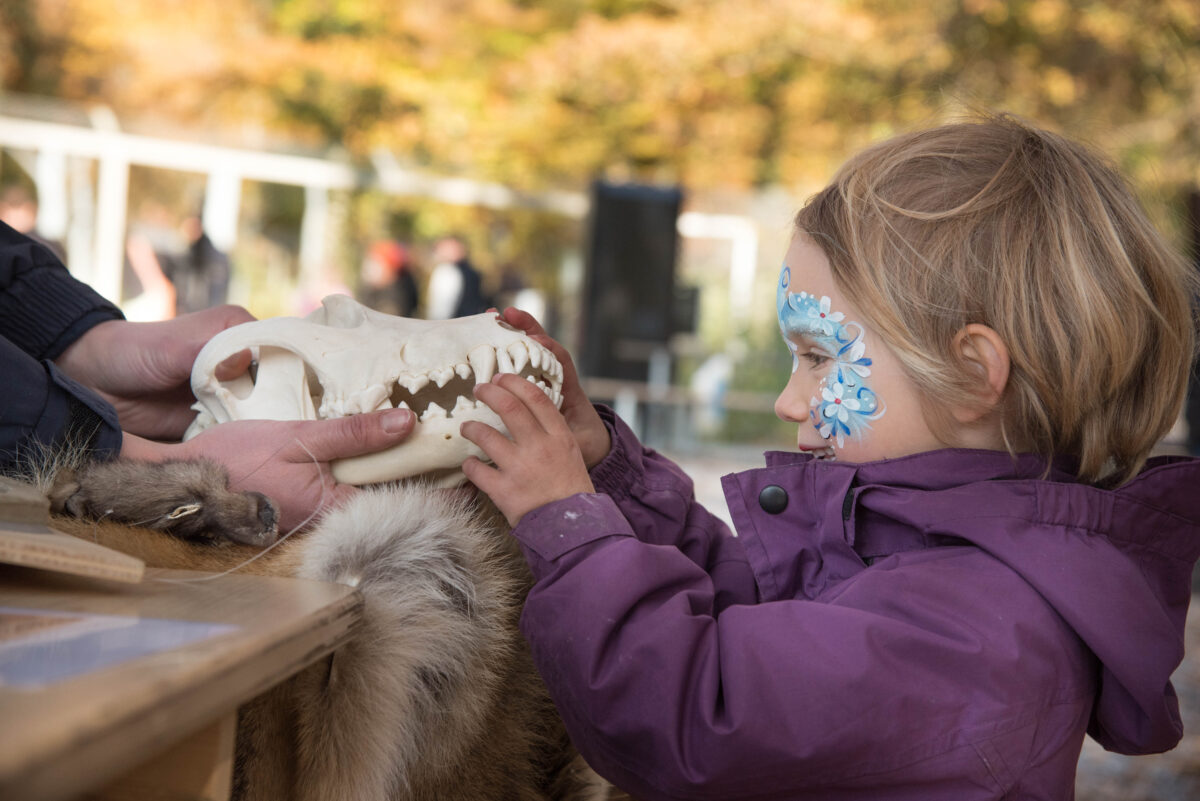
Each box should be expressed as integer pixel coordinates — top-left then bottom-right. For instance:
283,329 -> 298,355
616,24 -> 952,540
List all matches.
808,382 -> 825,436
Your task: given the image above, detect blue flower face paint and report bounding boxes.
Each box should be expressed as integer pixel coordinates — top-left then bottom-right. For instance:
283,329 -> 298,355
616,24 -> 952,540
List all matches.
777,264 -> 885,448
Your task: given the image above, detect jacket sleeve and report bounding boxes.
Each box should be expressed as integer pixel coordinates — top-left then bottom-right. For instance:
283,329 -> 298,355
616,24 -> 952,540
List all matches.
0,220 -> 123,360
512,497 -> 1067,800
584,404 -> 757,609
0,222 -> 124,469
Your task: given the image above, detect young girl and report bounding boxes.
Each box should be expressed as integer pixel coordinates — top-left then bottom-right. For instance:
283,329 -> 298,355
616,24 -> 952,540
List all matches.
460,114 -> 1200,800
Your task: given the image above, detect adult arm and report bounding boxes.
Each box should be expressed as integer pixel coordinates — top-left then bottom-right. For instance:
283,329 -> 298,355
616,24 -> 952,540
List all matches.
0,335 -> 123,472
0,221 -> 124,363
0,221 -> 126,469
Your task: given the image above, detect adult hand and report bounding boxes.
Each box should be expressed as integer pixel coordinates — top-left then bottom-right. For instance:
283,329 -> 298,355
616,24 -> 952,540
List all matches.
56,305 -> 255,440
123,407 -> 416,532
461,372 -> 595,527
497,306 -> 611,468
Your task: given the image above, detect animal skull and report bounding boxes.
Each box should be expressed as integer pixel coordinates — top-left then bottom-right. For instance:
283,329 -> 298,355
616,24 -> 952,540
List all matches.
185,295 -> 564,486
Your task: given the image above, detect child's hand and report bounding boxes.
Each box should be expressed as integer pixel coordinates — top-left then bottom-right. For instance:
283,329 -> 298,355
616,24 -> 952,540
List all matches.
461,372 -> 595,527
497,307 -> 611,467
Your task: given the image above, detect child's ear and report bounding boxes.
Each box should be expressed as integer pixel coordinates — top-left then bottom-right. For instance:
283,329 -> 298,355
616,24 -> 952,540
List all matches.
951,324 -> 1010,423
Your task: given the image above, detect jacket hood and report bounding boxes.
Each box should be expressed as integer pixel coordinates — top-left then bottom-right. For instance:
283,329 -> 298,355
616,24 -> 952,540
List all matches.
759,448 -> 1200,755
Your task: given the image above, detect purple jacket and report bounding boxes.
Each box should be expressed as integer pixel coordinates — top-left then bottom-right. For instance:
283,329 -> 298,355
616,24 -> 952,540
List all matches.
511,407 -> 1200,800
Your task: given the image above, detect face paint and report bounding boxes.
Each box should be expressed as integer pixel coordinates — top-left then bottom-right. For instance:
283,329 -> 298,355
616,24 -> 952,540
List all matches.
777,264 -> 885,448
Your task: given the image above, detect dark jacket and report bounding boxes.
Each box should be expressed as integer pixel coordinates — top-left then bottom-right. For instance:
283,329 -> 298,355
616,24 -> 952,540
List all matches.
0,222 -> 123,470
511,407 -> 1200,800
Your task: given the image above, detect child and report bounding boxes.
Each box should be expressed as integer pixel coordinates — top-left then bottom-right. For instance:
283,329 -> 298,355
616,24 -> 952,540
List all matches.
460,114 -> 1200,800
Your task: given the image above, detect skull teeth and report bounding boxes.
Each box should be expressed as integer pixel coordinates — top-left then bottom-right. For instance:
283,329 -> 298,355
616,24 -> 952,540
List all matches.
378,343 -> 565,423
400,374 -> 430,394
357,383 -> 390,412
468,346 -> 497,383
508,342 -> 530,372
421,402 -> 448,421
495,347 -> 515,375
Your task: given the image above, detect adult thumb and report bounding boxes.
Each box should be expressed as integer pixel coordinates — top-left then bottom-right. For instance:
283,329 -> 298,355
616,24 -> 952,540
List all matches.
297,408 -> 415,462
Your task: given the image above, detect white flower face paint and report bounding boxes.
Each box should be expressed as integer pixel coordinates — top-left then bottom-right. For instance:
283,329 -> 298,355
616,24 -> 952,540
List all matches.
777,264 -> 885,449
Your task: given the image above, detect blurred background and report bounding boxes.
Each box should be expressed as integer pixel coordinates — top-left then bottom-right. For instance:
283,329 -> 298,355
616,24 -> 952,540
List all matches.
1,4 -> 1199,793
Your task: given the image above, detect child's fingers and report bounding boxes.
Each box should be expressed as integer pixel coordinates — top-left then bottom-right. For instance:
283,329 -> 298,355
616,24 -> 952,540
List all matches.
459,419 -> 515,464
500,306 -> 545,337
474,378 -> 546,440
489,372 -> 566,433
460,455 -> 500,493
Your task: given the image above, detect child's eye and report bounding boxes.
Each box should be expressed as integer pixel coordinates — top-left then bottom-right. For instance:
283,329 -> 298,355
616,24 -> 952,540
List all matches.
802,352 -> 831,368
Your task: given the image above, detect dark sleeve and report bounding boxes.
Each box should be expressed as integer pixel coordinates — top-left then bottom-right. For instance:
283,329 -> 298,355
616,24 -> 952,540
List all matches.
0,335 -> 123,471
0,220 -> 123,360
0,221 -> 124,469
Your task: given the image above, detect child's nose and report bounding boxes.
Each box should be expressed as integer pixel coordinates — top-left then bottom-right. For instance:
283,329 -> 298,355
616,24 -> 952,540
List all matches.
774,372 -> 811,423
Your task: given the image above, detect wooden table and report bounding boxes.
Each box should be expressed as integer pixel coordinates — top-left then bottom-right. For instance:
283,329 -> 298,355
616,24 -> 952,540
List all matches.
0,564 -> 362,801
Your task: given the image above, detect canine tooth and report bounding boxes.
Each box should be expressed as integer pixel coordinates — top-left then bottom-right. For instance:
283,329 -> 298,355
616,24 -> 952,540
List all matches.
452,396 -> 475,416
455,362 -> 472,379
400,374 -> 430,393
508,342 -> 530,372
496,346 -> 514,375
433,367 -> 455,388
421,402 -> 448,421
468,346 -> 497,383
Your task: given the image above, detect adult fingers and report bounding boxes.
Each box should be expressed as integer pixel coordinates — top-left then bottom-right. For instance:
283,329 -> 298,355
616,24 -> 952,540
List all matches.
277,480 -> 341,533
287,408 -> 415,462
214,349 -> 253,381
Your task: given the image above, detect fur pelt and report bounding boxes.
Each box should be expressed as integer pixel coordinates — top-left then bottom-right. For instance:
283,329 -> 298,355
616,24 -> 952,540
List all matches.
34,461 -> 610,801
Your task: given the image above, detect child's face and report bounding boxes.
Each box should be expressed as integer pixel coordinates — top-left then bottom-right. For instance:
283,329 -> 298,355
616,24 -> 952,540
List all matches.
774,236 -> 948,463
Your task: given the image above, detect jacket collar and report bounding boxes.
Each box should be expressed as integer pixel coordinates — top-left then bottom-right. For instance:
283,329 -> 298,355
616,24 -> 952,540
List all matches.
723,448 -> 1078,601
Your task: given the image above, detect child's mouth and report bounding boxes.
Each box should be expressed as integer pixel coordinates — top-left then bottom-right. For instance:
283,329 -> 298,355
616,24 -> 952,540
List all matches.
802,446 -> 837,461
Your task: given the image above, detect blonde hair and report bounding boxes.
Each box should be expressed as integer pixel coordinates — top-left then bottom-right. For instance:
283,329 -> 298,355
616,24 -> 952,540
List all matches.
794,113 -> 1197,485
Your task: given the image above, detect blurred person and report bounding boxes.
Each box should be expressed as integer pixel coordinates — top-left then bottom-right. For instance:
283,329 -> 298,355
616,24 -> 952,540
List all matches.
0,219 -> 416,532
123,201 -> 184,321
0,184 -> 65,260
426,234 -> 489,319
163,214 -> 232,316
493,263 -> 547,323
358,238 -> 419,317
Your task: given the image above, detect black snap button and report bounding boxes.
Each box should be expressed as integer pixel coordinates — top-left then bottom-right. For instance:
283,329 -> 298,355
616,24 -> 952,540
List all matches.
758,484 -> 788,514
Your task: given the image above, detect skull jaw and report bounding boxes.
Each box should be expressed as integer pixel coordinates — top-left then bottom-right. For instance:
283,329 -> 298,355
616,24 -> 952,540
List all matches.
330,409 -> 505,488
